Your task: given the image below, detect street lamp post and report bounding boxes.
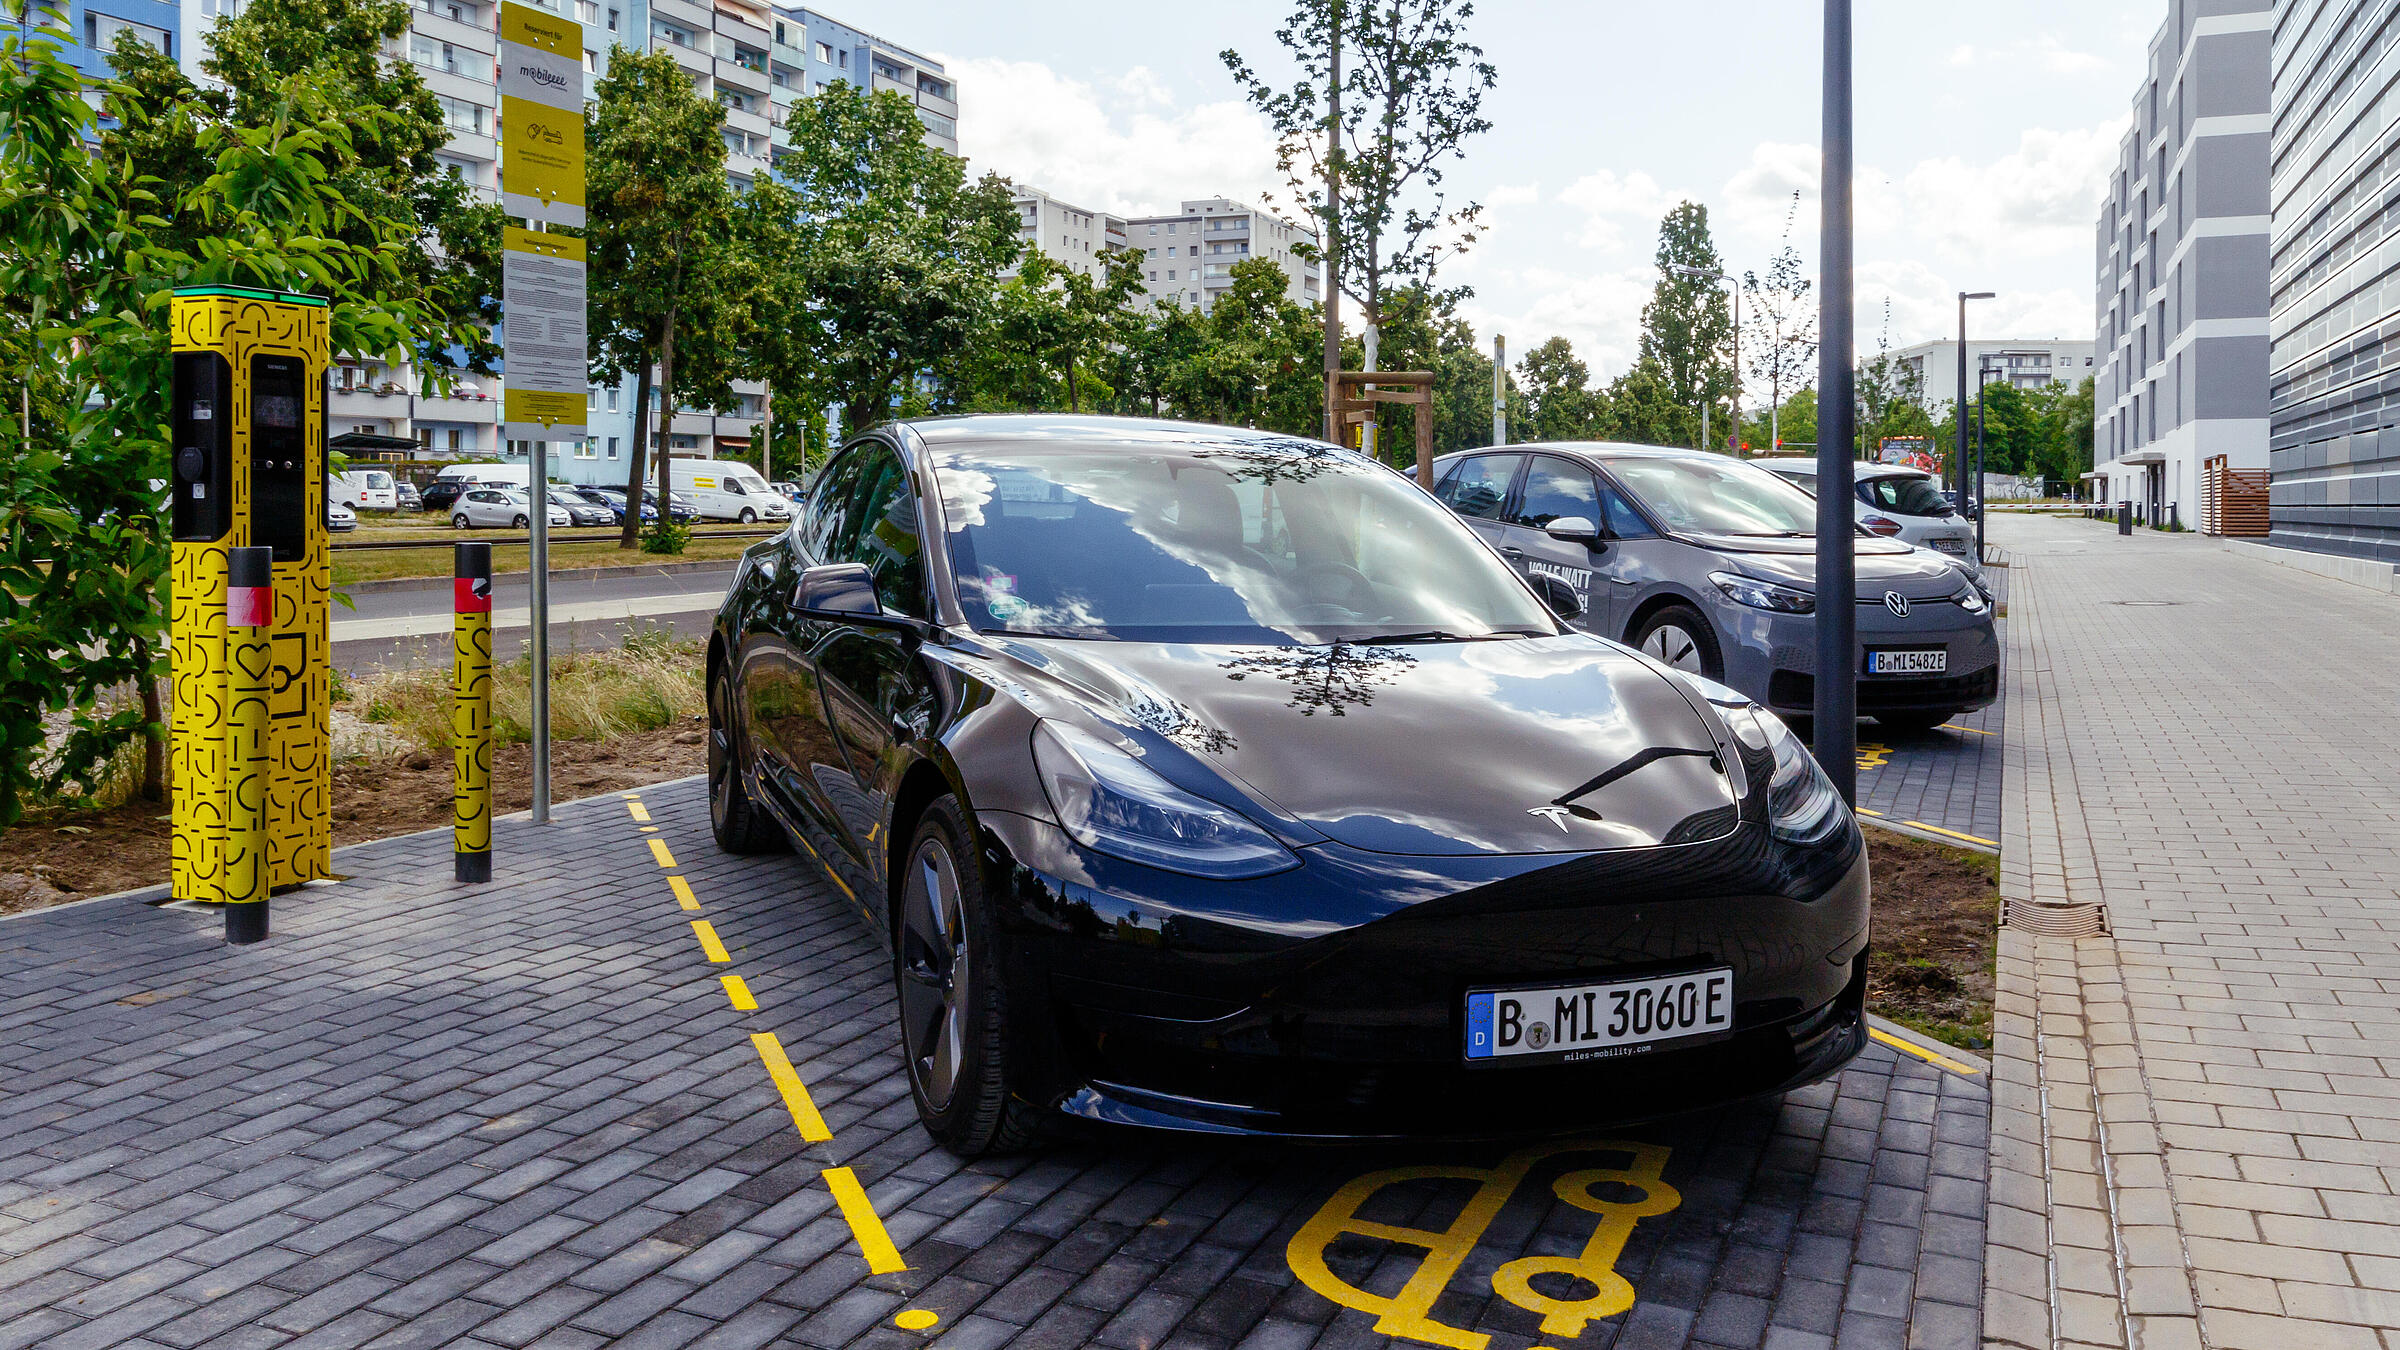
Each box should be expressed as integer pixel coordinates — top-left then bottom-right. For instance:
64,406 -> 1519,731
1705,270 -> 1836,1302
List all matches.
1955,291 -> 1995,501
1816,0 -> 1858,801
1669,263 -> 1740,452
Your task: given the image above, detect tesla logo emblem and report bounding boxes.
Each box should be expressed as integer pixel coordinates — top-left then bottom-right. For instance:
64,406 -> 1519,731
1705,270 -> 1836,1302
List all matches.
1884,591 -> 1910,617
1289,1140 -> 1683,1347
1527,806 -> 1574,832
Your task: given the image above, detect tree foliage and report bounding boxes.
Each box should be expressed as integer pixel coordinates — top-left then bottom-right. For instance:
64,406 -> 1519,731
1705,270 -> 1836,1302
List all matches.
1223,0 -> 1496,335
1515,337 -> 1606,443
1741,192 -> 1816,436
1635,202 -> 1734,449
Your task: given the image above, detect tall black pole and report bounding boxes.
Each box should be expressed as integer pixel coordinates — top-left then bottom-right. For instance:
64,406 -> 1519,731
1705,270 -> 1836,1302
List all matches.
1955,296 -> 1970,496
1813,0 -> 1856,802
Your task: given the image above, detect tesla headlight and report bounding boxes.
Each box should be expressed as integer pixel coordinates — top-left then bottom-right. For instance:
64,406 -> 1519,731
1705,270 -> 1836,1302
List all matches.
1760,712 -> 1845,844
1710,571 -> 1815,614
1031,720 -> 1298,879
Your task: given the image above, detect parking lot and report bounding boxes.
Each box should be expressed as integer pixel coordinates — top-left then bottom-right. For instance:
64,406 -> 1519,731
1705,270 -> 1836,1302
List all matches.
0,777 -> 1986,1350
1845,561 -> 2008,853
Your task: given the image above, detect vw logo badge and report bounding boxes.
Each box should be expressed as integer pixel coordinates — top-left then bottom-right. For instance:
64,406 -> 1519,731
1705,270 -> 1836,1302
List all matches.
1884,590 -> 1910,617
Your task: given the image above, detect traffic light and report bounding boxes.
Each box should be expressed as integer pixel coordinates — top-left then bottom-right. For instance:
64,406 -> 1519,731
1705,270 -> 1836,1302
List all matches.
168,286 -> 334,904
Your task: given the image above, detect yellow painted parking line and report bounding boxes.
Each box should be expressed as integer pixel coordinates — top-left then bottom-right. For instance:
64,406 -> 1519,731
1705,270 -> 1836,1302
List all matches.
823,1165 -> 907,1273
750,1031 -> 833,1141
1870,1027 -> 1982,1076
641,826 -> 657,833
649,838 -> 677,869
721,974 -> 758,1011
690,919 -> 730,962
1939,723 -> 1998,736
1856,807 -> 1885,817
1902,820 -> 2000,849
627,800 -> 653,823
669,875 -> 699,911
895,1309 -> 938,1331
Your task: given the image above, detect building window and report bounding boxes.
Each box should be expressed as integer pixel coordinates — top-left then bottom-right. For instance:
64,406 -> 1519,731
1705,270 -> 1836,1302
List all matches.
1167,270 -> 1176,280
1147,224 -> 1157,235
815,40 -> 833,63
607,437 -> 620,459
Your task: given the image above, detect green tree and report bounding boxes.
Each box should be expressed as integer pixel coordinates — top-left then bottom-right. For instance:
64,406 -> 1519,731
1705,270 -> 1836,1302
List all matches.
1099,299 -> 1205,419
1224,0 -> 1497,418
762,81 -> 1021,434
1164,258 -> 1322,432
1741,192 -> 1815,443
101,0 -> 504,375
967,249 -> 1148,412
2027,376 -> 2095,491
1635,203 -> 1734,449
1514,336 -> 1607,442
587,45 -> 750,549
1605,359 -> 1685,446
0,19 -> 468,822
1855,307 -> 1934,458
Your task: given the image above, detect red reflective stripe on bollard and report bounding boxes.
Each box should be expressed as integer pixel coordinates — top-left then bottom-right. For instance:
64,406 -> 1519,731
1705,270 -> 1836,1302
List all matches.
226,585 -> 272,629
454,576 -> 492,614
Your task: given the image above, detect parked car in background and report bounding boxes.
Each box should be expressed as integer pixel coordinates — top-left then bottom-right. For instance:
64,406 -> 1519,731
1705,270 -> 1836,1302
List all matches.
1758,459 -> 1979,568
394,480 -> 423,512
708,414 -> 1867,1150
451,488 -> 569,530
668,459 -> 790,524
552,487 -> 615,527
771,480 -> 807,504
329,469 -> 398,511
1431,442 -> 1999,733
588,485 -> 696,523
326,500 -> 358,533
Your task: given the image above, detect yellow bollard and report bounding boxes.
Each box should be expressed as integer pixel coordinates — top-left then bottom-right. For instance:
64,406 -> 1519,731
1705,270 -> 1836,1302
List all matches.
454,542 -> 494,883
223,547 -> 273,943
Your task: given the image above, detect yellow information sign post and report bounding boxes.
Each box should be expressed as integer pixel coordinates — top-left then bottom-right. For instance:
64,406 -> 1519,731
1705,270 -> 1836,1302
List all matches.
168,287 -> 333,915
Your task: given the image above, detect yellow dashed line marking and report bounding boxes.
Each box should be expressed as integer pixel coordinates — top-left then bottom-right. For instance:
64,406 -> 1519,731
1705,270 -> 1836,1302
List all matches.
690,919 -> 730,963
1901,820 -> 2000,849
641,826 -> 657,833
1856,807 -> 1884,817
649,838 -> 677,869
751,1032 -> 833,1141
1939,723 -> 1998,736
721,974 -> 758,1011
1870,1027 -> 1982,1076
895,1310 -> 938,1332
627,800 -> 653,823
669,875 -> 699,911
823,1165 -> 907,1273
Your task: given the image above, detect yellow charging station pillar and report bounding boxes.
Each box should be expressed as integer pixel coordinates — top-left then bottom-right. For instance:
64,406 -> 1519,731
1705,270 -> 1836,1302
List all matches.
169,286 -> 334,905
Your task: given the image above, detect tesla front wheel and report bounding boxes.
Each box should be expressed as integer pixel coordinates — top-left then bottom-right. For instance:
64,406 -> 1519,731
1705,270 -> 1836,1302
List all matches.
898,795 -> 1039,1156
1631,604 -> 1725,681
707,667 -> 783,855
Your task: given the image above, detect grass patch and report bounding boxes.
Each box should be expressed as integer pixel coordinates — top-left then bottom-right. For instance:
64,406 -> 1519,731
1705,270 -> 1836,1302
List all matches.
333,534 -> 758,586
350,623 -> 705,756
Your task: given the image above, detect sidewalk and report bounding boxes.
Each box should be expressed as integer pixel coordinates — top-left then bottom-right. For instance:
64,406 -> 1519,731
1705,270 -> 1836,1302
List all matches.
1982,515 -> 2400,1349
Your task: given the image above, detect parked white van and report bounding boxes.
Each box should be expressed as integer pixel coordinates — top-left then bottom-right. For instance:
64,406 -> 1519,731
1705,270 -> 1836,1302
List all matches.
667,459 -> 790,524
432,462 -> 531,491
330,468 -> 399,511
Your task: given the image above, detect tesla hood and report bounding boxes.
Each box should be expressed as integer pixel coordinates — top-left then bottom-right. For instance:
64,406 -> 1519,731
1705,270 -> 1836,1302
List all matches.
1003,634 -> 1741,856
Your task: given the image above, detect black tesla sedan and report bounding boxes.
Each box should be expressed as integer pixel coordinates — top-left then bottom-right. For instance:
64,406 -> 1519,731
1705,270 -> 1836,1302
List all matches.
708,415 -> 1868,1153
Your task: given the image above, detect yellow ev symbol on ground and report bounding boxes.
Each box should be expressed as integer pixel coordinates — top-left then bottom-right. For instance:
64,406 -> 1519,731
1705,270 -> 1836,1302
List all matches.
1855,741 -> 1890,771
1287,1140 -> 1680,1349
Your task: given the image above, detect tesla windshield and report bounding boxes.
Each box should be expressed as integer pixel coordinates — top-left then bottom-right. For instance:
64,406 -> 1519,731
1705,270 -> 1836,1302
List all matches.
1607,456 -> 1820,537
932,444 -> 1557,643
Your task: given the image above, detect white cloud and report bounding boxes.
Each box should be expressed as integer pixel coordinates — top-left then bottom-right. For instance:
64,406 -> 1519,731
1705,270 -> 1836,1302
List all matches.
1897,120 -> 2125,261
1556,169 -> 1687,250
2033,36 -> 2110,76
1485,181 -> 1543,210
944,56 -> 1284,217
1459,264 -> 1657,379
1720,142 -> 1819,241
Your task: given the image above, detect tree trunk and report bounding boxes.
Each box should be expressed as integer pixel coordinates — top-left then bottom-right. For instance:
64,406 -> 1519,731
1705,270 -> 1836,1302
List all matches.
619,361 -> 652,549
1065,347 -> 1080,413
656,300 -> 679,524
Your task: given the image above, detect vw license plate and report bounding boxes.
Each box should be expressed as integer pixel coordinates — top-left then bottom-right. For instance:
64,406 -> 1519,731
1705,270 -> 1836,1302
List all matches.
1867,649 -> 1947,674
1465,970 -> 1733,1064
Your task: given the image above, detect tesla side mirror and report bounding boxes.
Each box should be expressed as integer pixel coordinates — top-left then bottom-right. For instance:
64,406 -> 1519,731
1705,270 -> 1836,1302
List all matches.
796,562 -> 883,619
1543,515 -> 1603,546
1529,572 -> 1584,621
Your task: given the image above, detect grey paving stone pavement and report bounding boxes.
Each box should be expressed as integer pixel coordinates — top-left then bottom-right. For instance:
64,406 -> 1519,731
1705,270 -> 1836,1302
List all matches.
1984,515 -> 2400,1350
1851,562 -> 2008,851
2,768 -> 1986,1348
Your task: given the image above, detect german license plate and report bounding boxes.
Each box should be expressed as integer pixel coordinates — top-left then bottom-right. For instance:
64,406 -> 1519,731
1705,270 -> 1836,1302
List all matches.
1928,538 -> 1968,555
1867,649 -> 1946,674
1464,969 -> 1733,1064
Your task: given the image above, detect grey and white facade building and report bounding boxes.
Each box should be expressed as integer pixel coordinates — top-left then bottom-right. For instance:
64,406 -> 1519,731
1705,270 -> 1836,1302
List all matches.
2091,0 -> 2272,526
1125,198 -> 1320,315
1007,185 -> 1125,280
2265,0 -> 2400,561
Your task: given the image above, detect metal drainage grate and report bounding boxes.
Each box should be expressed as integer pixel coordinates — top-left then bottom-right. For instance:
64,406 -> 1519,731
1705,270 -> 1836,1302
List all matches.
2109,600 -> 2181,606
2001,897 -> 2110,937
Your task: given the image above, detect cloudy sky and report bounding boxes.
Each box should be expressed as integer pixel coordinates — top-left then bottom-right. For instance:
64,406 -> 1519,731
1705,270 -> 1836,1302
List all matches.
868,0 -> 2164,380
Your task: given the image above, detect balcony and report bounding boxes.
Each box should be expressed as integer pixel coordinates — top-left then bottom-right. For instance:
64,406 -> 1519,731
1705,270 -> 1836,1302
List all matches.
419,66 -> 496,102
411,10 -> 494,56
871,72 -> 913,99
914,88 -> 957,120
722,103 -> 769,137
440,130 -> 498,165
416,393 -> 501,425
715,56 -> 769,97
663,41 -> 710,79
650,0 -> 711,30
329,385 -> 409,420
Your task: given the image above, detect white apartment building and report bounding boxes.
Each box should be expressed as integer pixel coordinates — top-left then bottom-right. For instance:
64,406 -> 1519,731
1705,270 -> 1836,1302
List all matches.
2090,0 -> 2272,526
1884,339 -> 2096,414
1124,198 -> 1320,315
1007,185 -> 1123,280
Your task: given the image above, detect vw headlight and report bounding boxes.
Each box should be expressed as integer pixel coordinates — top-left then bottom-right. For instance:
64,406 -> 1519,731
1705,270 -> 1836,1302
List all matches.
1032,720 -> 1298,878
1710,571 -> 1815,614
1953,580 -> 1989,615
1759,712 -> 1845,844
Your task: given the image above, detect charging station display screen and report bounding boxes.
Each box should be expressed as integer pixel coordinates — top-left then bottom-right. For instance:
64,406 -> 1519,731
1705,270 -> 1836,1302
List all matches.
256,393 -> 302,429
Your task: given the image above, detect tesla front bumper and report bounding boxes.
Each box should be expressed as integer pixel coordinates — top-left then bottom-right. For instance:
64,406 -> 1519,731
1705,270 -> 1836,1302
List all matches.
978,811 -> 1871,1139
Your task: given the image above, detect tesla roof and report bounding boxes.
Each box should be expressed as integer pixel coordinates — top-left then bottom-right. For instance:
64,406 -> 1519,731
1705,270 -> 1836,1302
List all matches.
902,414 -> 1347,455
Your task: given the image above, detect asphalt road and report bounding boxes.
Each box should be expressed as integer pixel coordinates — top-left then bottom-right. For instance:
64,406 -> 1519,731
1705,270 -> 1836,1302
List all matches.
332,564 -> 737,673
